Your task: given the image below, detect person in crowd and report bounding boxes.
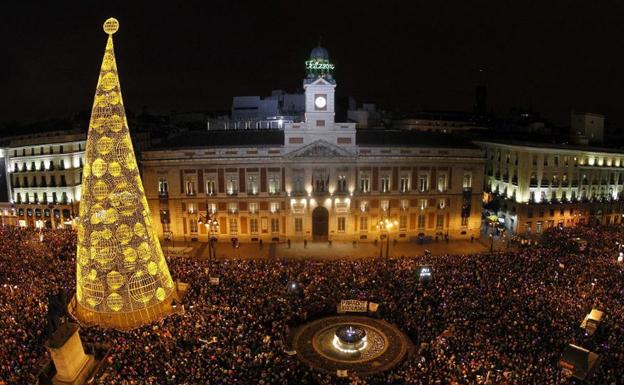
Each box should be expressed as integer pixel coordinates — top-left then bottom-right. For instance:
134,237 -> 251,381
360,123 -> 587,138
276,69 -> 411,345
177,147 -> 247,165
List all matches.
1,225 -> 622,385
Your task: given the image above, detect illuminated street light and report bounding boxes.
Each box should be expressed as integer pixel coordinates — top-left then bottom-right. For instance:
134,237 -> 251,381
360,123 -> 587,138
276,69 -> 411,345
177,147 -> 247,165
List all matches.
376,218 -> 398,260
198,206 -> 220,260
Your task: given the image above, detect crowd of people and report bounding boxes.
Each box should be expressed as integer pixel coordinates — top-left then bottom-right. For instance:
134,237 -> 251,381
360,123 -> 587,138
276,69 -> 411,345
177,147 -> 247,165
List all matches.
1,225 -> 623,384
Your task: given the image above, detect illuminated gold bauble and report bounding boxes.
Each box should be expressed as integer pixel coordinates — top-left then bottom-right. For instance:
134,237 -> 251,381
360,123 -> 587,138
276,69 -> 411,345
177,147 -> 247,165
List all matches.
92,158 -> 107,177
96,136 -> 114,155
137,242 -> 151,260
106,293 -> 124,312
103,17 -> 119,34
134,222 -> 146,238
106,271 -> 125,290
100,73 -> 118,91
116,224 -> 133,245
105,91 -> 120,105
123,247 -> 137,263
89,204 -> 105,224
128,271 -> 156,303
155,287 -> 166,301
107,208 -> 119,224
109,114 -> 124,132
91,237 -> 119,267
102,53 -> 115,71
93,180 -> 109,201
82,279 -> 105,307
109,162 -> 122,177
147,261 -> 158,275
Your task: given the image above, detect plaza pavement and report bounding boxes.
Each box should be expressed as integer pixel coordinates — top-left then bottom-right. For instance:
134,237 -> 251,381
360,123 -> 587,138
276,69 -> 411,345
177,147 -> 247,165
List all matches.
161,237 -> 511,261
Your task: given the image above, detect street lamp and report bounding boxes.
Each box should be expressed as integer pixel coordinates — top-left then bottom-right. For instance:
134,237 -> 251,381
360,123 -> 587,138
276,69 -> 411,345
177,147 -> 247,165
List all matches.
198,205 -> 220,260
376,218 -> 398,260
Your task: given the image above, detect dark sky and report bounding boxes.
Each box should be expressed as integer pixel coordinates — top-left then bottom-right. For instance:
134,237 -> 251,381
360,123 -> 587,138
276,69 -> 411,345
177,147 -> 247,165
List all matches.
2,0 -> 624,127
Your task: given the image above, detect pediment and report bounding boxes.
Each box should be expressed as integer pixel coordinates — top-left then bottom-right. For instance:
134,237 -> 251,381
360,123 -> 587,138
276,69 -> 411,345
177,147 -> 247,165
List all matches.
285,140 -> 354,159
310,78 -> 332,86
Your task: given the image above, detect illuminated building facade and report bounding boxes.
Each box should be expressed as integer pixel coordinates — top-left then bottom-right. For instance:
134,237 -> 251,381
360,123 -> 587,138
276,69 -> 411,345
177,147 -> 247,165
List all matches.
3,132 -> 86,228
142,46 -> 484,243
478,140 -> 624,235
71,18 -> 177,330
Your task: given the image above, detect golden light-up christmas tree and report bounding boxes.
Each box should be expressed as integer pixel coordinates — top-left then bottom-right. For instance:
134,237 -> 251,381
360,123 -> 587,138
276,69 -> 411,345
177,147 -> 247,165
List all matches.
71,18 -> 179,330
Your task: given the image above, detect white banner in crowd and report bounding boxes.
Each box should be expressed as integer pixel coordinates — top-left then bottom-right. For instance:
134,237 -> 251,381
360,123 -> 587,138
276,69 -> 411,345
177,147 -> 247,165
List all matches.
340,300 -> 368,312
209,277 -> 220,285
338,299 -> 381,313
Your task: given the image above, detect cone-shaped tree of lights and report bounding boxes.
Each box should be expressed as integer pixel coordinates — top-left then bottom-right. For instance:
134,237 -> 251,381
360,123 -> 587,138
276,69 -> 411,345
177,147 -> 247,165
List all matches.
72,18 -> 176,330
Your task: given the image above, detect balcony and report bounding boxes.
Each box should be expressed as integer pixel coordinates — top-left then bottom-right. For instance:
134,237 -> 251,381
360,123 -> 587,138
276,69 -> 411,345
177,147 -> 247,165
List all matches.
290,190 -> 306,197
247,190 -> 259,196
226,190 -> 238,196
312,189 -> 328,196
158,191 -> 169,199
530,180 -> 538,188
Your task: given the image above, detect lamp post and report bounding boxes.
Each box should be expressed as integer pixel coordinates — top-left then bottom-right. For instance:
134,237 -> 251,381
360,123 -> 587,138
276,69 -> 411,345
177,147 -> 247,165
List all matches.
377,218 -> 398,260
198,206 -> 219,260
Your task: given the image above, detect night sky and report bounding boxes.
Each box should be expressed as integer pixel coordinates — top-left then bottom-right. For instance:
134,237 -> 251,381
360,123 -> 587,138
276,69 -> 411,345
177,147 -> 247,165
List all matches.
2,0 -> 624,128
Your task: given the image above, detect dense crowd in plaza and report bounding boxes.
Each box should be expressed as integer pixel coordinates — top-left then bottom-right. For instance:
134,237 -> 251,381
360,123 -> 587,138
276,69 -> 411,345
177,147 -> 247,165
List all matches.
1,225 -> 623,385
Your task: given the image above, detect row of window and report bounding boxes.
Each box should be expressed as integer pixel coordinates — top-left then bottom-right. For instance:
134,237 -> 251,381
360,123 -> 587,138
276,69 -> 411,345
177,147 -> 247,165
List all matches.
182,198 -> 450,217
490,149 -> 624,169
161,173 -> 473,196
493,183 -> 620,203
13,174 -> 71,188
181,215 -> 460,235
14,191 -> 70,205
12,159 -> 80,173
12,144 -> 83,157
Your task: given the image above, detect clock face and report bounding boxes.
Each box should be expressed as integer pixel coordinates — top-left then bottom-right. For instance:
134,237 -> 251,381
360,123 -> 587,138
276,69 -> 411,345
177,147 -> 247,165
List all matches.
315,96 -> 327,109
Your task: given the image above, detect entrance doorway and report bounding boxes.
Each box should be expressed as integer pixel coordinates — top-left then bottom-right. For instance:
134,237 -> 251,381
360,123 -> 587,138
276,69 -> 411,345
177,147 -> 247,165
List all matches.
312,206 -> 329,241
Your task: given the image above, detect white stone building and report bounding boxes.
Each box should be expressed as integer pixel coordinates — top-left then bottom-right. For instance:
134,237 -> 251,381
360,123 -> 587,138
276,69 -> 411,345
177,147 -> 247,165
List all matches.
477,140 -> 624,235
141,46 -> 485,243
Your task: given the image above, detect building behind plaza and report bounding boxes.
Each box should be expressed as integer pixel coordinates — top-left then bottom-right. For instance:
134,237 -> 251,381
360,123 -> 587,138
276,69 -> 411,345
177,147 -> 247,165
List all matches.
2,48 -> 624,240
478,112 -> 624,235
141,46 -> 484,243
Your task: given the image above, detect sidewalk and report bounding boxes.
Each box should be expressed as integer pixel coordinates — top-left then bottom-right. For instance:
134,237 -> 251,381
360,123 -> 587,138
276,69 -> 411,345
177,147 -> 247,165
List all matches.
185,239 -> 495,261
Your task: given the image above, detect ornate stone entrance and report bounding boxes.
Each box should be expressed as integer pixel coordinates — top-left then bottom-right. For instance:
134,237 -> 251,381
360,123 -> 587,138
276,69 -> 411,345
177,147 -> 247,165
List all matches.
312,206 -> 329,241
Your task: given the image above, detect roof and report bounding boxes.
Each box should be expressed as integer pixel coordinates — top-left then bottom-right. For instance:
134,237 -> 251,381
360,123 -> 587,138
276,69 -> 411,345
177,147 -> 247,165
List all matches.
151,130 -> 284,149
151,129 -> 478,151
475,139 -> 624,154
356,130 -> 478,148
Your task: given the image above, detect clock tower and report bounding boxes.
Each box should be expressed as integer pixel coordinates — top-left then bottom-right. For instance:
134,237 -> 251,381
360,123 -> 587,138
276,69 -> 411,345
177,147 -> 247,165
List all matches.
284,45 -> 356,152
304,45 -> 336,126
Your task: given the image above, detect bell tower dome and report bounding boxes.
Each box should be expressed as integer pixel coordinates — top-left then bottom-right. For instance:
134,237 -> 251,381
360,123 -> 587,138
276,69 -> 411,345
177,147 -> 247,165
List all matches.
304,44 -> 336,126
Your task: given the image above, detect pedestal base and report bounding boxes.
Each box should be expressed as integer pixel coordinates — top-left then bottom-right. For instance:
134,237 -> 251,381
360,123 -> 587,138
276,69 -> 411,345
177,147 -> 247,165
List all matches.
52,355 -> 95,385
46,323 -> 96,385
69,281 -> 189,331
